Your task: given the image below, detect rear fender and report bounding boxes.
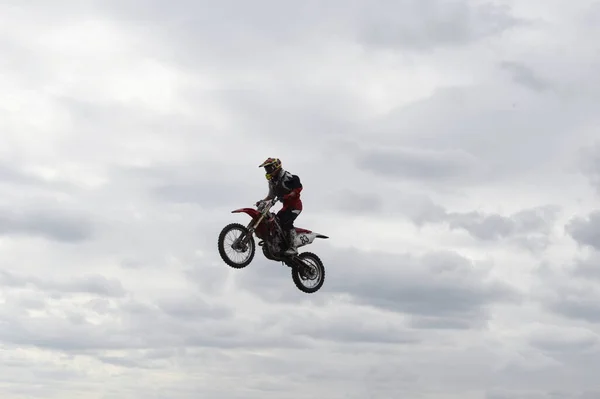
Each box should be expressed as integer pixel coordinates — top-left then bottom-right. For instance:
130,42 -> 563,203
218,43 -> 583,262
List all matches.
294,231 -> 329,248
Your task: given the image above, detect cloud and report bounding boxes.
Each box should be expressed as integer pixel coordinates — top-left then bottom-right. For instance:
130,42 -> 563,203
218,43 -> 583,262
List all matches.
326,248 -> 519,325
359,0 -> 521,51
0,206 -> 93,242
0,160 -> 75,190
97,0 -> 522,59
0,270 -> 126,298
551,299 -> 600,324
358,86 -> 600,192
486,390 -> 600,399
579,143 -> 600,193
525,324 -> 600,363
324,189 -> 559,250
417,203 -> 560,242
534,250 -> 600,327
156,295 -> 233,320
355,145 -> 484,183
500,61 -> 553,92
325,189 -> 385,215
571,251 -> 600,280
444,205 -> 560,248
231,245 -> 520,330
565,210 -> 600,250
1,0 -> 600,398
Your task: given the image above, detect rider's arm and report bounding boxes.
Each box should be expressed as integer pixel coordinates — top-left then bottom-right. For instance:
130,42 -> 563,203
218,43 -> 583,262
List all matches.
283,175 -> 302,198
264,182 -> 275,201
289,175 -> 302,190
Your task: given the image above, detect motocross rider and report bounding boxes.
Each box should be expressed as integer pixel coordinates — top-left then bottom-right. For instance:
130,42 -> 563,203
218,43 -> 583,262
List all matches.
257,158 -> 303,256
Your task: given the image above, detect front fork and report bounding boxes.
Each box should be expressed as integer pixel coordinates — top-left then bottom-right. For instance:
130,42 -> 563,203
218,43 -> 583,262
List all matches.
233,213 -> 267,250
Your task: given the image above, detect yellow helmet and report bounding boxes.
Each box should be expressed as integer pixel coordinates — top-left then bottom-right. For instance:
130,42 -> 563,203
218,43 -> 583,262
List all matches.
258,157 -> 282,180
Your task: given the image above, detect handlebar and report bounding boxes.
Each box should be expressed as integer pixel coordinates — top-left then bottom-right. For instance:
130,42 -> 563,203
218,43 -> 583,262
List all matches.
257,197 -> 278,213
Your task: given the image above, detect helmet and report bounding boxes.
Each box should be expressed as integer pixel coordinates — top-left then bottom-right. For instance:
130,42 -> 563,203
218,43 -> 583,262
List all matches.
259,157 -> 282,180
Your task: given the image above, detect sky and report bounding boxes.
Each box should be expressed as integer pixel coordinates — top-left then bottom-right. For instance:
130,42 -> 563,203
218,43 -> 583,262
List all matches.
1,0 -> 600,398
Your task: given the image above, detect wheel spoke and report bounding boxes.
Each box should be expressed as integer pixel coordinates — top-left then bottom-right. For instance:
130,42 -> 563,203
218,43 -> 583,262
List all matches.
291,252 -> 325,293
298,258 -> 319,288
218,223 -> 255,268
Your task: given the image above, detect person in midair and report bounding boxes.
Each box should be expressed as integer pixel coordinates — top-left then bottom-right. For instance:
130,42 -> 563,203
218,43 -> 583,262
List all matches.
257,157 -> 303,256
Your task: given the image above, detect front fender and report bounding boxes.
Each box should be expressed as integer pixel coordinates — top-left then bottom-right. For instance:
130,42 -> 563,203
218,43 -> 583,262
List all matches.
232,207 -> 261,219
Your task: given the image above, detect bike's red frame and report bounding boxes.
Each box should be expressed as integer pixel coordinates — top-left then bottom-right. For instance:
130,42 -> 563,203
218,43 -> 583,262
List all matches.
231,207 -> 270,240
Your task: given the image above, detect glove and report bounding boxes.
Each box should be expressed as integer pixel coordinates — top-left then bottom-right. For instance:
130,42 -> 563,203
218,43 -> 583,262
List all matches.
256,199 -> 275,206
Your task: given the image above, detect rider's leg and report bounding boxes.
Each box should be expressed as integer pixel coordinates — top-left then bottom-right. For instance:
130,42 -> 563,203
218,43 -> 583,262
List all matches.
276,207 -> 301,255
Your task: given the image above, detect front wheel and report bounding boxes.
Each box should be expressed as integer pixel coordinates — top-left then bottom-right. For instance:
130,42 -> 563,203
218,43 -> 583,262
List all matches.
218,223 -> 255,268
291,252 -> 325,293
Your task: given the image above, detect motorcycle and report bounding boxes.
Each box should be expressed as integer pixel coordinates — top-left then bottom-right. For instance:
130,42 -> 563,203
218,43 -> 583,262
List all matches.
217,198 -> 329,293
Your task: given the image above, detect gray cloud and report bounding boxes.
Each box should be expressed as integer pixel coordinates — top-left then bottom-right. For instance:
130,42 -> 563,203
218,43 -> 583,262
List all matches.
550,298 -> 600,324
1,0 -> 600,398
357,84 -> 600,189
280,309 -> 421,344
535,255 -> 600,325
571,252 -> 600,280
156,295 -> 233,320
525,324 -> 600,366
327,248 -> 519,323
486,391 -> 553,399
486,391 -> 600,399
326,189 -> 385,215
0,161 -> 75,191
153,181 -> 246,209
0,291 -> 301,353
97,0 -> 522,63
408,315 -> 478,330
0,270 -> 126,298
530,334 -> 598,355
500,62 -> 553,92
201,82 -> 364,149
324,189 -> 559,249
112,162 -> 263,211
0,206 -> 93,242
355,145 -> 484,183
565,211 -> 600,250
445,205 -> 560,244
231,245 -> 520,330
394,194 -> 448,225
360,0 -> 521,51
579,143 -> 600,193
573,142 -> 600,195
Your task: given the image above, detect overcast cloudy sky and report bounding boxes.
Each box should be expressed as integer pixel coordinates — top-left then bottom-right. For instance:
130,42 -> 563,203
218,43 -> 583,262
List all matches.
1,0 -> 600,398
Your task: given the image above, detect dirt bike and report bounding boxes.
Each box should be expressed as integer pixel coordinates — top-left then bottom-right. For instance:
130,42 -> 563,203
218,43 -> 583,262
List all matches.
217,198 -> 329,293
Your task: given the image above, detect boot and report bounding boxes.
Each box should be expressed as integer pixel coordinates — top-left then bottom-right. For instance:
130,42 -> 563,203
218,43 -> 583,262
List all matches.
284,229 -> 298,256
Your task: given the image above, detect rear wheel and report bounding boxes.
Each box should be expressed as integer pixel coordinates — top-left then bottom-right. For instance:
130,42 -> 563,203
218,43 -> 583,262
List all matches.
291,252 -> 325,293
218,223 -> 255,268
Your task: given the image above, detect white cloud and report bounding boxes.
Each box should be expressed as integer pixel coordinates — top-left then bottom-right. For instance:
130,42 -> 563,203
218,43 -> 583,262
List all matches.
1,0 -> 600,398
